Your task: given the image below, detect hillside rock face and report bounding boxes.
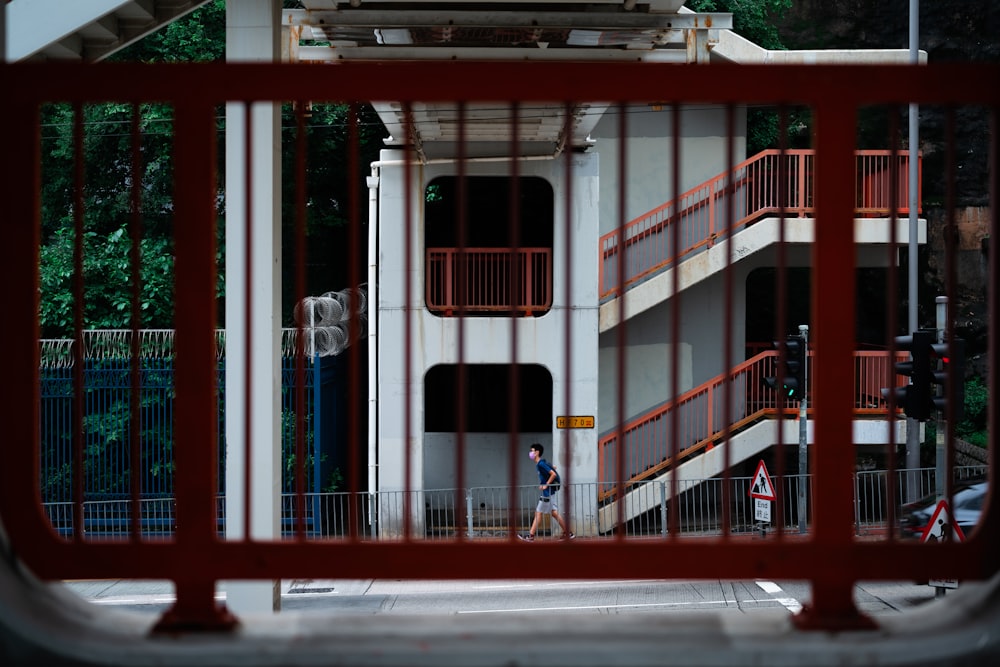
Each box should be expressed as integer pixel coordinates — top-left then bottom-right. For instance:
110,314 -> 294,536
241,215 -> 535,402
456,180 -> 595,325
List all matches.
778,0 -> 996,376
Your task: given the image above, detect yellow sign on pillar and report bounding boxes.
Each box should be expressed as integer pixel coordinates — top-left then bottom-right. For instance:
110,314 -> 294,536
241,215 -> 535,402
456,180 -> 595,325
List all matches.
556,416 -> 594,429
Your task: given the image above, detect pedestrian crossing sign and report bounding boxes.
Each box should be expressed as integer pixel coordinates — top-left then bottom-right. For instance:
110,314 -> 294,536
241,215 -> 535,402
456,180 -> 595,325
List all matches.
749,460 -> 776,501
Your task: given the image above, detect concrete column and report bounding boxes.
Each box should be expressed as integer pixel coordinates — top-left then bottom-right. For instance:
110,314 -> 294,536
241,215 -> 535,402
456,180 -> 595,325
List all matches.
224,0 -> 282,614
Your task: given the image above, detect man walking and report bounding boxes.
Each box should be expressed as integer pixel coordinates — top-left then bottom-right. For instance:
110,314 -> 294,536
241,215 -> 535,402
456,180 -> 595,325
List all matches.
518,443 -> 574,541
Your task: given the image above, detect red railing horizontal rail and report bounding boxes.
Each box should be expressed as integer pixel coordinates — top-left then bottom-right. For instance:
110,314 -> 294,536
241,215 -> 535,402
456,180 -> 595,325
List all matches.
598,149 -> 922,300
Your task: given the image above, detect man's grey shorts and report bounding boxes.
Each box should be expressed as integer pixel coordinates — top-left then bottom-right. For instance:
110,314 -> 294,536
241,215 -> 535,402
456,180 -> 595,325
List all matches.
536,492 -> 560,513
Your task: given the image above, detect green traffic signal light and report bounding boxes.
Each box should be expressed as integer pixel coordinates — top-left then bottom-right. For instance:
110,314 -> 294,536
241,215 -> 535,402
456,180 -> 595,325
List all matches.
763,334 -> 806,403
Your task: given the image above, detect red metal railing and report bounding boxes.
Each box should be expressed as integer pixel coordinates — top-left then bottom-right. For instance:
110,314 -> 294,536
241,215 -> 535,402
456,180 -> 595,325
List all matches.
598,351 -> 907,497
599,149 -> 921,300
1,61 -> 996,635
426,247 -> 552,315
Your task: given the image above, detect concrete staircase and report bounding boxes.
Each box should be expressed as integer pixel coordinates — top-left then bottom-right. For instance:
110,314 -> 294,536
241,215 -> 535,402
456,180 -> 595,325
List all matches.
5,0 -> 210,62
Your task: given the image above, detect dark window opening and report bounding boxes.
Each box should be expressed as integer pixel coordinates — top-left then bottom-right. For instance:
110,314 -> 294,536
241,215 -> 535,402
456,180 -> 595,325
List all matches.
424,364 -> 552,432
424,176 -> 554,248
745,267 -> 891,357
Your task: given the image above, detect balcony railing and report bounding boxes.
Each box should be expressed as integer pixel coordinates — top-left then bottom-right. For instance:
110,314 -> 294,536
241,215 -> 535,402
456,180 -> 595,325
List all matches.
599,149 -> 922,300
426,247 -> 552,315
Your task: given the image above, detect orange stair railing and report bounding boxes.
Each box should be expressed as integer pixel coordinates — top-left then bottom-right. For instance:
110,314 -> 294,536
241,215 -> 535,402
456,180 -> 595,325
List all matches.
598,350 -> 906,498
599,149 -> 921,301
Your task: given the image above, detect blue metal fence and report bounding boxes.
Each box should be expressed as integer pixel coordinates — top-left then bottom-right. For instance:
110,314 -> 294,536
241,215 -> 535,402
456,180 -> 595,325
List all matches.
39,330 -> 334,505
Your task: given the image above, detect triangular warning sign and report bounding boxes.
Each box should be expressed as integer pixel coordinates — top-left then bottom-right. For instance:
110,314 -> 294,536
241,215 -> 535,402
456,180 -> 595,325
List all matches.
749,460 -> 776,501
921,500 -> 966,543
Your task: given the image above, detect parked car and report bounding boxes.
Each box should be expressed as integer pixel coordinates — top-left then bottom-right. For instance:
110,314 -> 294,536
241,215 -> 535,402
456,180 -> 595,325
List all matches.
899,480 -> 987,540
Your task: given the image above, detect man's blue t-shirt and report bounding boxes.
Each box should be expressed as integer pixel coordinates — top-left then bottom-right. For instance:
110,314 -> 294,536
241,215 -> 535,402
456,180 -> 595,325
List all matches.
535,458 -> 560,497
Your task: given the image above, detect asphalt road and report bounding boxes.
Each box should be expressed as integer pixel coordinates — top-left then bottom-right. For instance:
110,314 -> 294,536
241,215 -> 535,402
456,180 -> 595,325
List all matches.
64,577 -> 943,617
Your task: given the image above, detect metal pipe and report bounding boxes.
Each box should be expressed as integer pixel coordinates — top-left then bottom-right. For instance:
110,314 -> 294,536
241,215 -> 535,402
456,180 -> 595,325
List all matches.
367,170 -> 379,506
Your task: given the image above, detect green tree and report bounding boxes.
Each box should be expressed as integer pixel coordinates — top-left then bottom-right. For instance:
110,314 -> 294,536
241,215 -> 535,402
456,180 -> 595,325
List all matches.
111,0 -> 226,63
38,1 -> 228,339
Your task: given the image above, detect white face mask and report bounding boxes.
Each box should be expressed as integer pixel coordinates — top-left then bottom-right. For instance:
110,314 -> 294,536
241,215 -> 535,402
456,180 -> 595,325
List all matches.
529,451 -> 537,461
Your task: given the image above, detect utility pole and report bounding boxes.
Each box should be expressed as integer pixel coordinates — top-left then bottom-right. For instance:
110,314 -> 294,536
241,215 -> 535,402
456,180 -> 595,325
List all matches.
798,324 -> 809,534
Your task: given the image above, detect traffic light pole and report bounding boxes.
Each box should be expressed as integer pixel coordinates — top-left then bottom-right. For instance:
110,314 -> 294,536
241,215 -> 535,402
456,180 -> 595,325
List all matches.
935,297 -> 947,501
798,325 -> 808,534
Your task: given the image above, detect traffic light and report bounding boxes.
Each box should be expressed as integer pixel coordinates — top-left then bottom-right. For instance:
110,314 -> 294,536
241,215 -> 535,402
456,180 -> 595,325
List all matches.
763,334 -> 806,402
931,337 -> 965,422
881,330 -> 933,421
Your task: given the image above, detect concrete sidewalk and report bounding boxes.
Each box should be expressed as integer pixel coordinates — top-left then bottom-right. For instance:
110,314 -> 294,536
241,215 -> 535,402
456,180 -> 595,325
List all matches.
62,578 -> 359,607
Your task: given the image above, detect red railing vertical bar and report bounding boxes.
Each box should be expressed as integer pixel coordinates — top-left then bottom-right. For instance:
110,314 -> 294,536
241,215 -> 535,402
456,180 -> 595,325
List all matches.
71,102 -> 86,544
155,98 -> 234,631
614,101 -> 628,536
989,106 -> 999,544
504,103 -> 519,543
560,100 -> 574,537
794,100 -> 873,630
455,102 -> 468,541
293,101 -> 309,539
402,103 -> 415,541
883,107 -> 902,540
241,101 -> 254,542
717,104 -> 738,539
347,103 -> 363,540
942,108 -> 959,507
0,93 -> 46,544
128,103 -> 144,542
667,102 -> 682,539
772,106 -> 790,538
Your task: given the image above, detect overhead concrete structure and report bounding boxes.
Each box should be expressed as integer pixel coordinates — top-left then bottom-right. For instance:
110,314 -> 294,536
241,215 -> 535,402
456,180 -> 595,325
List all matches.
4,0 -> 212,61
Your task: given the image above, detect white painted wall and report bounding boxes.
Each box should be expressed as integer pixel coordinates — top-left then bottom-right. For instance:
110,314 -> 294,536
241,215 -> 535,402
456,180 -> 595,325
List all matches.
590,104 -> 747,235
423,432 -> 549,494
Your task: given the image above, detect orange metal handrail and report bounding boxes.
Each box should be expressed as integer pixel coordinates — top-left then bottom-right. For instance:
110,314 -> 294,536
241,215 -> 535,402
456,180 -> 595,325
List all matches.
598,149 -> 921,300
426,247 -> 552,315
598,350 -> 908,498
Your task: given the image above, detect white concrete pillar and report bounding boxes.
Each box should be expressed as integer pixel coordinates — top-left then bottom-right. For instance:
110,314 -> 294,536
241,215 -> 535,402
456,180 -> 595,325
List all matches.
223,0 -> 282,614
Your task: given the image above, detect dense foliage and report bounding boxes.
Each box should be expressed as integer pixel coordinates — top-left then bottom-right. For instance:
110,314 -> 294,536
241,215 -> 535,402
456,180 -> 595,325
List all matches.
38,0 -> 383,338
688,0 -> 798,154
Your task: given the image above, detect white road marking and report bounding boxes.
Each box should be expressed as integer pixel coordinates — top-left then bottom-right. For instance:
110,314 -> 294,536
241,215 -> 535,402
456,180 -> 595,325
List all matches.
472,580 -> 662,591
755,580 -> 802,613
90,588 -> 338,606
457,600 -> 729,614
